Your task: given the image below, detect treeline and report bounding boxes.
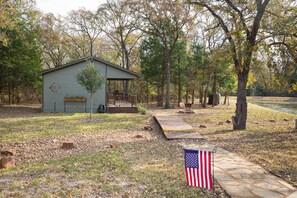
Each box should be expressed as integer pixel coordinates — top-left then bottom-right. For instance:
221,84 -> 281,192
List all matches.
0,1 -> 42,103
0,0 -> 296,106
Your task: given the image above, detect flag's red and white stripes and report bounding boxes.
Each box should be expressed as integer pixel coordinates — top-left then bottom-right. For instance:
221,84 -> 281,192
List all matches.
185,150 -> 213,189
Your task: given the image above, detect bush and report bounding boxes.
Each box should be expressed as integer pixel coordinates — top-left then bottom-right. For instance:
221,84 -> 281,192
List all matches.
137,105 -> 147,115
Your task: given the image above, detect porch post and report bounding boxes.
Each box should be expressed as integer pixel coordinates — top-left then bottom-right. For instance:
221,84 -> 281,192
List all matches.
105,65 -> 108,113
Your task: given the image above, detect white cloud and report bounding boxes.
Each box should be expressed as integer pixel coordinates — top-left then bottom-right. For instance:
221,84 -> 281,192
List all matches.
36,0 -> 107,16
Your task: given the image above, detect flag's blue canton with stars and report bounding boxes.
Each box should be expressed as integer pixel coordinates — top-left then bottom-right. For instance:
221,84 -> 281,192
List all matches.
185,149 -> 199,168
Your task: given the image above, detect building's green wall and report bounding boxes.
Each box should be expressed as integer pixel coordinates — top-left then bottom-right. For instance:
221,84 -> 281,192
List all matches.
42,60 -> 137,113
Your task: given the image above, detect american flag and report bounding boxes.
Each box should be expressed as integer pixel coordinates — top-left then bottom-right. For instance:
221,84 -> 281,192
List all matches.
184,149 -> 213,189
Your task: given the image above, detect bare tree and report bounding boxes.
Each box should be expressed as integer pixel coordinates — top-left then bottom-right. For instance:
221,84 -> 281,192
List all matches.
39,13 -> 68,68
98,0 -> 141,70
65,8 -> 102,58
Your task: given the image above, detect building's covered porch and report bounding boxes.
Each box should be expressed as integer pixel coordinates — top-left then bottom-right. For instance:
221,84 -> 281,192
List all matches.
106,79 -> 138,113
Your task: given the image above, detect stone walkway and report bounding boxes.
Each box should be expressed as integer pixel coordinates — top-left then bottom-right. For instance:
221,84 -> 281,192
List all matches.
154,115 -> 202,139
154,113 -> 297,198
182,143 -> 297,198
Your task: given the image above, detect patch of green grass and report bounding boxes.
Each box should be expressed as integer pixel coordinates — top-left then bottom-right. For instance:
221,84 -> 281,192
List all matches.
0,113 -> 148,143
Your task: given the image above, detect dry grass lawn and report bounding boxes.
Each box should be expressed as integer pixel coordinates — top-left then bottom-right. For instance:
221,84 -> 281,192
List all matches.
0,105 -> 227,198
1,96 -> 296,197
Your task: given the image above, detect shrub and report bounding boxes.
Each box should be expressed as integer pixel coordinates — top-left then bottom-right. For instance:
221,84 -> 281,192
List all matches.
137,104 -> 147,115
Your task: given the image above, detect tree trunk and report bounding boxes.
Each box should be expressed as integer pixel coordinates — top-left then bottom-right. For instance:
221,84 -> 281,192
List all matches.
121,45 -> 125,68
8,82 -> 11,105
202,84 -> 208,108
192,89 -> 195,104
203,71 -> 213,107
224,91 -> 228,105
12,82 -> 15,104
177,64 -> 182,107
123,44 -> 130,93
161,76 -> 164,106
90,92 -> 93,119
146,81 -> 149,104
36,92 -> 41,104
164,49 -> 171,109
157,82 -> 163,107
185,87 -> 189,104
232,71 -> 248,130
177,81 -> 182,107
212,71 -> 217,107
199,86 -> 203,105
157,92 -> 162,106
124,80 -> 129,94
90,42 -> 93,57
125,48 -> 130,70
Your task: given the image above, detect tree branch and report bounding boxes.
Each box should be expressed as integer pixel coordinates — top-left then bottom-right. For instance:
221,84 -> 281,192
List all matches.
250,0 -> 271,45
189,1 -> 239,68
224,0 -> 250,37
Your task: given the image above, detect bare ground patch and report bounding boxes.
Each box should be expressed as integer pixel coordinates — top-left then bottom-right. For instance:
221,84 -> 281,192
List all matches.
0,105 -> 41,119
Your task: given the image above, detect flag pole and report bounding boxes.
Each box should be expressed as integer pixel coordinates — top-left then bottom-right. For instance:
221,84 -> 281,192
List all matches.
212,147 -> 217,198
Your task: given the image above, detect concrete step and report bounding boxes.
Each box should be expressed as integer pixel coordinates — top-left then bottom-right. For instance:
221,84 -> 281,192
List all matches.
154,115 -> 202,140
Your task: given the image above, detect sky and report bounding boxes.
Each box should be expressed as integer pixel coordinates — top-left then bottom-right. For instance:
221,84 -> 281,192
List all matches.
35,0 -> 107,16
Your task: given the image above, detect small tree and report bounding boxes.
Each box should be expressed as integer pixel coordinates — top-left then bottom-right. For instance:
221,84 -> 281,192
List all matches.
76,62 -> 105,119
